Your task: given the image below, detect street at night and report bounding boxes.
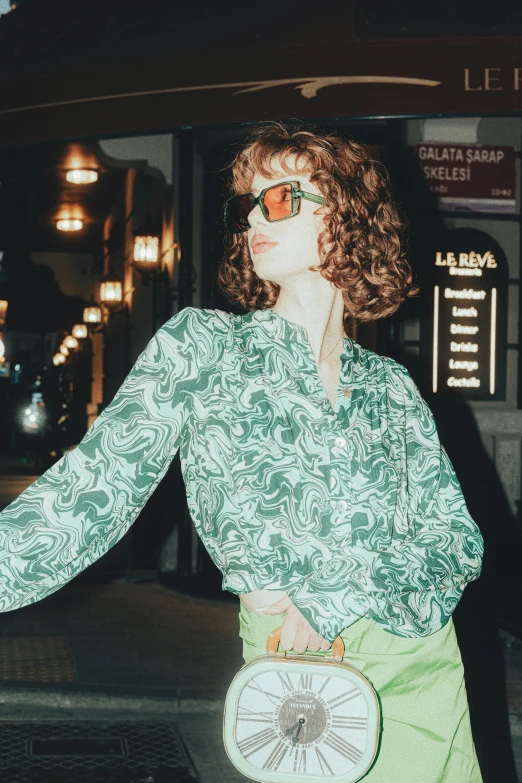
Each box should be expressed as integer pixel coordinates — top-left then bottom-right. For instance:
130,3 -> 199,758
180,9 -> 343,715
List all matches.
2,2 -> 522,782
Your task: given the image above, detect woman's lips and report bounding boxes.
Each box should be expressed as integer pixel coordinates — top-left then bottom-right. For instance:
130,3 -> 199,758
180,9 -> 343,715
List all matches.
252,235 -> 278,254
253,242 -> 278,254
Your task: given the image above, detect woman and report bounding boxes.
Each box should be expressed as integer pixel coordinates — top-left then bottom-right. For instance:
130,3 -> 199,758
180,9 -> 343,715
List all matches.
219,123 -> 484,782
0,122 -> 483,782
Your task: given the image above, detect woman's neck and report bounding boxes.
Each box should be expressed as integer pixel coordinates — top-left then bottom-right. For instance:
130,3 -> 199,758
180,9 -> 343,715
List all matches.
268,289 -> 347,363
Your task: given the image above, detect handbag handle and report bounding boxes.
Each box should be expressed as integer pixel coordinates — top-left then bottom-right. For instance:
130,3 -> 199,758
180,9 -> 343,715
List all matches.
266,626 -> 345,661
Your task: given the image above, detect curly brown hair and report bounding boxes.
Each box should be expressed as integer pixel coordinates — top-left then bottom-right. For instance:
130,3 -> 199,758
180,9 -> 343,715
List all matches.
217,121 -> 419,325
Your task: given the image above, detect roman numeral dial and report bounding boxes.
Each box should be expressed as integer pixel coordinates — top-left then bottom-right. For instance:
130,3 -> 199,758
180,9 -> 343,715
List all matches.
232,668 -> 373,777
324,731 -> 363,764
263,740 -> 290,771
237,727 -> 278,758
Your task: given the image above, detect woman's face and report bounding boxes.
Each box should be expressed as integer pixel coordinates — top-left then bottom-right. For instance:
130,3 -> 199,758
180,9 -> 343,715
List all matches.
246,154 -> 328,286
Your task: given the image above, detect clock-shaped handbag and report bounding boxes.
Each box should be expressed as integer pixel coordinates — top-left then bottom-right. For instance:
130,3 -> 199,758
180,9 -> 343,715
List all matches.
223,626 -> 381,783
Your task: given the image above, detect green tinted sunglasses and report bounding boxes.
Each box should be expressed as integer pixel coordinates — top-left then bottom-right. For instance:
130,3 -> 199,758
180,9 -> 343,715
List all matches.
223,180 -> 326,234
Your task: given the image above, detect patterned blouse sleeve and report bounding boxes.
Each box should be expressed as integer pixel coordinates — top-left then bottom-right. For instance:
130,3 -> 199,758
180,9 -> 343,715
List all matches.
0,307 -> 208,612
285,362 -> 484,642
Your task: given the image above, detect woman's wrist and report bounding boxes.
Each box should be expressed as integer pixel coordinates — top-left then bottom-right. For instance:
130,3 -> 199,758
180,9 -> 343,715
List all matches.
239,588 -> 288,613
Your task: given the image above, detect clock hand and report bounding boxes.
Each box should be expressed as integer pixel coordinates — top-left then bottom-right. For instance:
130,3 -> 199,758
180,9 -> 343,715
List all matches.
292,718 -> 306,745
284,721 -> 300,737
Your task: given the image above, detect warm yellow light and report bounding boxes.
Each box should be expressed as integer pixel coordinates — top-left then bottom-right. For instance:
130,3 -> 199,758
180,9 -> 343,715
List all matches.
83,306 -> 102,324
66,169 -> 98,184
100,280 -> 123,304
64,335 -> 79,350
57,218 -> 83,232
134,236 -> 159,265
60,345 -> 69,356
53,353 -> 66,366
72,324 -> 88,338
0,338 -> 4,360
0,300 -> 8,328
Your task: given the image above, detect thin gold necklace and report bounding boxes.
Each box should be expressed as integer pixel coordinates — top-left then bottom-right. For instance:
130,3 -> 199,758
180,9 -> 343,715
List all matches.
315,334 -> 344,364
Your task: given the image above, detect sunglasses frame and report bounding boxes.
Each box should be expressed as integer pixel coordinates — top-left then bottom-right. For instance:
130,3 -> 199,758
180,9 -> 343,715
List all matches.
223,180 -> 326,234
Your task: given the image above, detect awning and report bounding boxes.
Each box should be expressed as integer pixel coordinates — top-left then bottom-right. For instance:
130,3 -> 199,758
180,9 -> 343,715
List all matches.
0,0 -> 521,148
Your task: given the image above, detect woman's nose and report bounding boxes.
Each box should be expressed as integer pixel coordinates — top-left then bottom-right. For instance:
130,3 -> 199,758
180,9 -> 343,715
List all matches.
248,203 -> 268,227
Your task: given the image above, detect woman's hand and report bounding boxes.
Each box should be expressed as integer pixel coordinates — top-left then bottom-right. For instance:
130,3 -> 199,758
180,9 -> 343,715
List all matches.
263,595 -> 332,654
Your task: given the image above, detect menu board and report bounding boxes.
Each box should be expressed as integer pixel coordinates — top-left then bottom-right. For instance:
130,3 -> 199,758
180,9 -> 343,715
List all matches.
427,228 -> 507,400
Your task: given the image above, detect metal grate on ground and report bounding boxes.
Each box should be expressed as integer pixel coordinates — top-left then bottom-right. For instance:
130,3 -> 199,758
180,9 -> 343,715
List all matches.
0,637 -> 77,683
0,721 -> 199,783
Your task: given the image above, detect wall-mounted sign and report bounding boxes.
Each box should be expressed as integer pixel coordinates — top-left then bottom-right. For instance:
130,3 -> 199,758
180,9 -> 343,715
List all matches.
414,144 -> 516,213
425,228 -> 508,400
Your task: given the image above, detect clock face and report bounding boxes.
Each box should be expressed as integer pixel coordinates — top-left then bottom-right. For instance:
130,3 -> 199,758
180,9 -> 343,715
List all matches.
234,668 -> 369,777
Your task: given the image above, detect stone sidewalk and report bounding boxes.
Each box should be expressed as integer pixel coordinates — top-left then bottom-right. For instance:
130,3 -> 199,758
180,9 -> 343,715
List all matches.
0,581 -> 243,701
0,581 -> 249,781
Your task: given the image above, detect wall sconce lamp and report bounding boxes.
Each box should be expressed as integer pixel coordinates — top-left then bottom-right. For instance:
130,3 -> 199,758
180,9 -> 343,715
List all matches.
83,305 -> 103,327
53,353 -> 66,366
72,324 -> 88,339
64,335 -> 79,350
0,299 -> 8,329
98,274 -> 129,320
99,275 -> 124,311
133,216 -> 162,284
134,235 -> 160,268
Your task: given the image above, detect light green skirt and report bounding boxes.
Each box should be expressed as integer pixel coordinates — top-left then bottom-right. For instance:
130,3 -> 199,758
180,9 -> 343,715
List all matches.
239,603 -> 482,783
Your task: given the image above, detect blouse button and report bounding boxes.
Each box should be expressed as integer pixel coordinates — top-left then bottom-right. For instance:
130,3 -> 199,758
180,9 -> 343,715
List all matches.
336,499 -> 348,512
334,437 -> 347,449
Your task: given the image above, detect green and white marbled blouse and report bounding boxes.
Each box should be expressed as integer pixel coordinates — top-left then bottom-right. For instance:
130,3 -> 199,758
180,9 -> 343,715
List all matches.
0,307 -> 484,642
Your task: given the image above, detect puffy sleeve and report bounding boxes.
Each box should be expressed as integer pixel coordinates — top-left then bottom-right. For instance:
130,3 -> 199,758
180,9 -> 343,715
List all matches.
285,362 -> 484,642
0,307 -> 210,612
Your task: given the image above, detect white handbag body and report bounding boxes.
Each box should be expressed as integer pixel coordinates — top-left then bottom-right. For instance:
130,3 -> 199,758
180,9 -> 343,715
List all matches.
223,627 -> 381,783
